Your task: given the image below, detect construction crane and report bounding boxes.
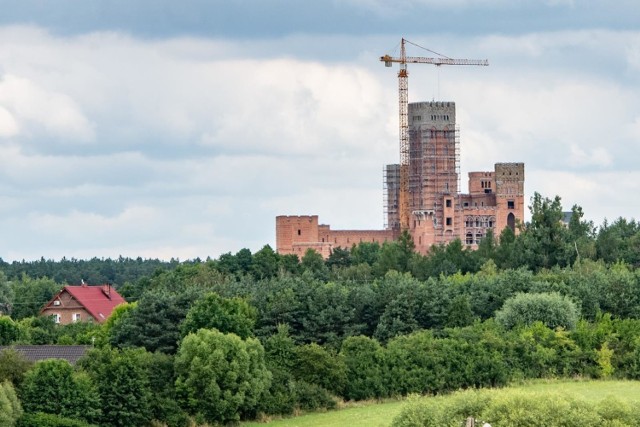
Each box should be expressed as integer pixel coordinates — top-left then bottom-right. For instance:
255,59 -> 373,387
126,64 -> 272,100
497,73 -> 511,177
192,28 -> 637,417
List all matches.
381,38 -> 488,231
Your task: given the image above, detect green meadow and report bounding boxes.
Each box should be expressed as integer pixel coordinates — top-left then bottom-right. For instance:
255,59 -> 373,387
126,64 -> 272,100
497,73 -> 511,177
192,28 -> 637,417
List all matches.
243,380 -> 640,427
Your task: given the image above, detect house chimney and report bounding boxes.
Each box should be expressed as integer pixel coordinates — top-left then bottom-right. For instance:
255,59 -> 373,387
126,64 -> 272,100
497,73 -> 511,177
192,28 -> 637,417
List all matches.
102,283 -> 112,299
81,279 -> 87,288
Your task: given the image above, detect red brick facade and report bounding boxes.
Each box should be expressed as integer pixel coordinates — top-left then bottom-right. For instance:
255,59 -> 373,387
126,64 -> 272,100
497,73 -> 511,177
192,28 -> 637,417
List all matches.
276,101 -> 525,259
276,216 -> 396,258
41,284 -> 125,325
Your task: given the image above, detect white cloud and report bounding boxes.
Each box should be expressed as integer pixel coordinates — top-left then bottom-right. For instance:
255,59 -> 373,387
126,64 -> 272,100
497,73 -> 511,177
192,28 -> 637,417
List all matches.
0,26 -> 637,260
0,74 -> 95,142
0,106 -> 19,137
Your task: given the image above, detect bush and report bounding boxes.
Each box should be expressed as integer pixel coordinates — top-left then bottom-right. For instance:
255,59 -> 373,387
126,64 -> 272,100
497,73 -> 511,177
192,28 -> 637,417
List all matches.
482,391 -> 601,427
0,316 -> 20,345
0,380 -> 22,426
19,359 -> 100,424
340,335 -> 386,400
181,292 -> 257,339
391,389 -> 640,427
495,292 -> 579,330
293,381 -> 337,411
0,349 -> 33,386
292,343 -> 346,396
175,329 -> 272,425
17,412 -> 97,427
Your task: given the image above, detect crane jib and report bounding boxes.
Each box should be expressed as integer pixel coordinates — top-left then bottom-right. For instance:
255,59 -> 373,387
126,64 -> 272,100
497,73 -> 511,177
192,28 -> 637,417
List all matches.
380,56 -> 488,66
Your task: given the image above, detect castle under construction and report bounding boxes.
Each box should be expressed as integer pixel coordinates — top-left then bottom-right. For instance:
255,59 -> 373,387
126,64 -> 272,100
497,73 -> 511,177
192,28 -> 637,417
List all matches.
276,101 -> 524,258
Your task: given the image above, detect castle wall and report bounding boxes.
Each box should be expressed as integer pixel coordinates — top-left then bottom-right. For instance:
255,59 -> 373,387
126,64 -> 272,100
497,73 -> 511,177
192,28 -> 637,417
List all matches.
276,215 -> 320,256
494,163 -> 525,236
276,103 -> 526,258
276,216 -> 395,259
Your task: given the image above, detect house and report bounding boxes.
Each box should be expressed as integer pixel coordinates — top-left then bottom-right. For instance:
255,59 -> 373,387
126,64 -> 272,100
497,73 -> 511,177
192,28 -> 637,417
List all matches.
40,283 -> 126,325
0,345 -> 91,365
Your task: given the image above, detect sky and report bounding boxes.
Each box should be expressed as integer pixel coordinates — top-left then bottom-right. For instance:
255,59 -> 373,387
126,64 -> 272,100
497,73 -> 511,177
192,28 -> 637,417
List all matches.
0,0 -> 639,261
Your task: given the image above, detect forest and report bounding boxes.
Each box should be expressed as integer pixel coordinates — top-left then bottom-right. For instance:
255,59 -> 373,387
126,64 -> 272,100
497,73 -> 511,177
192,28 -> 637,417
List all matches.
2,192 -> 640,426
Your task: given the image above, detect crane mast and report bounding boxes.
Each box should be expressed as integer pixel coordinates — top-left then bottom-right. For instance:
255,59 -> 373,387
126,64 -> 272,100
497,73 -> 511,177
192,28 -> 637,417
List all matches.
381,38 -> 488,232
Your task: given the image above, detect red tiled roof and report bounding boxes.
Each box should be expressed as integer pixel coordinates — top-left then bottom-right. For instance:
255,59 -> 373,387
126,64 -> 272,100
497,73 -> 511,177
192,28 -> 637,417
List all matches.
54,284 -> 125,323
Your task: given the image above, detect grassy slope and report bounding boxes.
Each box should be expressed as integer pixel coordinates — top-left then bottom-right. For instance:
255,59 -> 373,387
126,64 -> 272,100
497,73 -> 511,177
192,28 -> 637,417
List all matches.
242,380 -> 640,427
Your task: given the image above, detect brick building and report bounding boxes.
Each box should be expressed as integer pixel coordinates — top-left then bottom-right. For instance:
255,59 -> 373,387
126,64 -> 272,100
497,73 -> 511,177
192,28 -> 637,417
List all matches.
276,101 -> 524,257
40,283 -> 125,325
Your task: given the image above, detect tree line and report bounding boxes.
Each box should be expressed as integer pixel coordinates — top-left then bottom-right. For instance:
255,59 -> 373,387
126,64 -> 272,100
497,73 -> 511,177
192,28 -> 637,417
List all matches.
0,192 -> 640,425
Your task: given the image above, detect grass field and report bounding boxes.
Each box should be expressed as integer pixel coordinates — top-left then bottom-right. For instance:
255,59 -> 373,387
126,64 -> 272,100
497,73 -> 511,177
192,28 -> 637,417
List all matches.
242,380 -> 640,427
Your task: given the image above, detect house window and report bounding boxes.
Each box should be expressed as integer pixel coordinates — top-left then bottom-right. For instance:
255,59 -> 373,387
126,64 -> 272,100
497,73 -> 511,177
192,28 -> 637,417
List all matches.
297,229 -> 301,235
508,200 -> 515,209
73,313 -> 81,323
445,199 -> 452,208
446,217 -> 452,226
52,313 -> 61,324
466,233 -> 473,244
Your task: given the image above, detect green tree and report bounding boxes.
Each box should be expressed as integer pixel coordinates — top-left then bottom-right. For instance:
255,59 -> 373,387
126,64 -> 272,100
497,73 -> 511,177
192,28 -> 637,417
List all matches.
292,343 -> 346,396
0,349 -> 32,386
445,295 -> 475,328
175,328 -> 271,424
567,204 -> 596,261
350,241 -> 381,266
301,249 -> 329,279
596,218 -> 640,265
16,316 -> 57,345
181,292 -> 257,339
0,380 -> 22,427
251,245 -> 279,280
0,316 -> 20,345
326,247 -> 352,270
495,292 -> 580,330
19,359 -> 100,424
0,272 -> 13,316
374,231 -> 415,275
108,289 -> 196,354
519,193 -> 573,270
340,336 -> 386,400
260,324 -> 297,415
277,254 -> 300,275
10,276 -> 61,320
79,347 -> 152,427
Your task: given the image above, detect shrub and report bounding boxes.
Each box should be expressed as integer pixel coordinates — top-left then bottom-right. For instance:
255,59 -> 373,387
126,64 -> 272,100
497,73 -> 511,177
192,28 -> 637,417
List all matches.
292,343 -> 346,396
181,292 -> 257,339
293,381 -> 337,411
392,389 -> 640,427
482,391 -> 601,427
175,329 -> 271,425
17,412 -> 97,427
0,349 -> 33,386
0,380 -> 22,426
340,335 -> 386,400
495,292 -> 579,330
19,360 -> 100,424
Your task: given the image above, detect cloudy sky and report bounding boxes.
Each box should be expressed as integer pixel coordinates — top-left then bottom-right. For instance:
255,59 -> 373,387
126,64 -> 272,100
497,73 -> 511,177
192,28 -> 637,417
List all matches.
0,0 -> 638,261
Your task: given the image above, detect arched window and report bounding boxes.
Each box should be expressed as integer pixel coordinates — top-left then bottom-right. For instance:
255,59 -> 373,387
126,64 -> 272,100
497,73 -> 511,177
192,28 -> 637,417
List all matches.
466,233 -> 473,244
507,213 -> 516,231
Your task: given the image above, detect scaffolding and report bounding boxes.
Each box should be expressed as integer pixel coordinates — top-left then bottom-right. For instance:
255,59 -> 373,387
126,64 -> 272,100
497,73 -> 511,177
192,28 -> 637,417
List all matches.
383,164 -> 400,230
409,124 -> 460,240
